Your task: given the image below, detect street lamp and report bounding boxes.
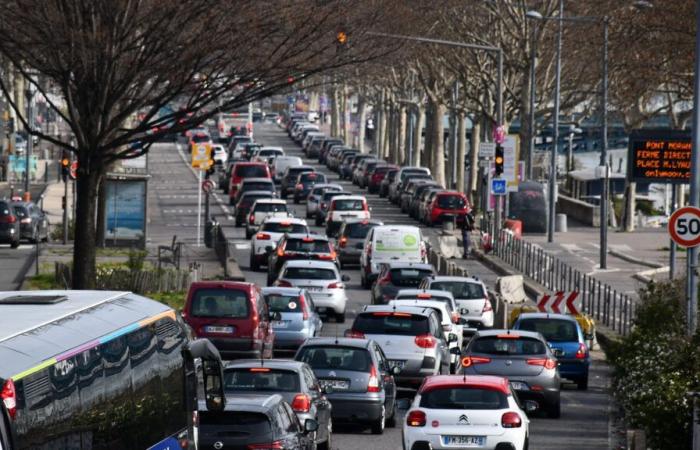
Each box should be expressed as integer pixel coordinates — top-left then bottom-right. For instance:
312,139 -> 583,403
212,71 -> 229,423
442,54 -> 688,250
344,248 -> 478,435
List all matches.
566,125 -> 583,173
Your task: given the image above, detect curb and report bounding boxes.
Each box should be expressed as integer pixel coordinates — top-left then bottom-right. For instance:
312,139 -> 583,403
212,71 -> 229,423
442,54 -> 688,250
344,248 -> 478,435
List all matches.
608,249 -> 664,269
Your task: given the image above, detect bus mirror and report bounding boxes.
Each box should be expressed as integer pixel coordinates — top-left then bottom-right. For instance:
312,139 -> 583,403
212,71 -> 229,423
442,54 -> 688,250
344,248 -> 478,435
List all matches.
182,339 -> 226,412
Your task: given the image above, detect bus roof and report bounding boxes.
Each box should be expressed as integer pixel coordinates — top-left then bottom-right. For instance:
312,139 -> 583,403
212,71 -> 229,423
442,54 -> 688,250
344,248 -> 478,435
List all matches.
0,290 -> 176,381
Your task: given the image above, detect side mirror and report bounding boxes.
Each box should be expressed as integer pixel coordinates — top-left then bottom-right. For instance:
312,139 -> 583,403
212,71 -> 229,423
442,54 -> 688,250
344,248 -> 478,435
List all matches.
448,333 -> 458,343
341,274 -> 351,282
391,365 -> 402,375
584,332 -> 595,341
304,419 -> 319,433
524,400 -> 539,413
182,340 -> 226,412
269,311 -> 282,321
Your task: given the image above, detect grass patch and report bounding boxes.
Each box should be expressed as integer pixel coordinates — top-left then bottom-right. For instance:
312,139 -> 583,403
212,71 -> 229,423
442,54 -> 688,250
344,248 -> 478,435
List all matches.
146,291 -> 187,310
25,273 -> 62,290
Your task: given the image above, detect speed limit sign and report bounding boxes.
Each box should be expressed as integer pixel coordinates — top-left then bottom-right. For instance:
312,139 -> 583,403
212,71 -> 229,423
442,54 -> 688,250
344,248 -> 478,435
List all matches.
669,206 -> 700,248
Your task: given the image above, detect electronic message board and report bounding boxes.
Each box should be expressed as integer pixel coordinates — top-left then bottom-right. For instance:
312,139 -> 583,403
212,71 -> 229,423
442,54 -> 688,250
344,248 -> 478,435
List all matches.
628,129 -> 692,183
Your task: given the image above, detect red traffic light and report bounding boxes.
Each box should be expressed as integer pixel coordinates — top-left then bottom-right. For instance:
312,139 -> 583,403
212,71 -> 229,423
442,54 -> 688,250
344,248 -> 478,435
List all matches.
61,158 -> 70,167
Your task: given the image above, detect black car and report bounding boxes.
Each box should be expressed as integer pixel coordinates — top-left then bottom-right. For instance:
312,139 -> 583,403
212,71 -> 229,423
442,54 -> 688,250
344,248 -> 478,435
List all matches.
371,262 -> 437,305
197,394 -> 318,450
0,200 -> 20,248
234,191 -> 275,227
378,168 -> 398,198
293,172 -> 328,204
267,234 -> 337,285
12,201 -> 49,242
281,166 -> 315,199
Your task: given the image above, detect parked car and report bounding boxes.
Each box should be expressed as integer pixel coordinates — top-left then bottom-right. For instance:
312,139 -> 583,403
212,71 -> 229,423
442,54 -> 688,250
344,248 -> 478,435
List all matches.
306,184 -> 343,219
402,375 -> 533,450
352,158 -> 378,186
367,164 -> 397,194
401,179 -> 438,213
266,233 -> 338,286
360,225 -> 427,289
245,199 -> 290,239
262,287 -> 323,352
426,191 -> 471,226
295,337 -> 399,434
461,329 -> 562,418
250,217 -> 309,271
318,138 -> 344,163
371,262 -> 437,305
281,166 -> 315,199
0,200 -> 20,248
325,195 -> 370,237
234,191 -> 275,227
418,188 -> 443,224
512,312 -> 590,390
294,172 -> 328,204
408,182 -> 443,219
228,162 -> 272,203
419,276 -> 494,329
182,281 -> 275,360
378,168 -> 399,198
223,359 -> 333,450
335,219 -> 383,268
11,201 -> 49,243
389,167 -> 431,203
347,305 -> 455,386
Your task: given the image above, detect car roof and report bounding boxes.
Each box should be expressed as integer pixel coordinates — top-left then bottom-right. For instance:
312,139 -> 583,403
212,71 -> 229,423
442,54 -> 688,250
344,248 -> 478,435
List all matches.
290,165 -> 314,171
516,312 -> 579,324
383,262 -> 434,270
300,337 -> 372,349
311,183 -> 342,191
331,195 -> 366,201
396,289 -> 454,300
390,299 -> 449,313
282,260 -> 338,270
427,275 -> 485,284
225,359 -> 306,371
373,224 -> 420,232
261,146 -> 284,151
262,217 -> 306,225
233,161 -> 265,167
475,329 -> 544,340
242,177 -> 274,183
253,198 -> 286,204
261,287 -> 304,296
362,305 -> 434,317
239,190 -> 274,198
284,233 -> 328,241
419,375 -> 510,395
342,218 -> 384,226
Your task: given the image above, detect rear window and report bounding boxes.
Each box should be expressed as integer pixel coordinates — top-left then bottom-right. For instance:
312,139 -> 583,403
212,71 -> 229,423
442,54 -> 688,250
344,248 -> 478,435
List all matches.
234,165 -> 268,178
261,222 -> 307,234
285,239 -> 331,253
238,194 -> 272,207
471,336 -> 547,356
190,288 -> 249,318
389,268 -> 434,287
300,173 -> 327,183
517,319 -> 579,342
344,222 -> 376,239
333,199 -> 364,211
437,195 -> 466,209
243,182 -> 274,191
353,313 -> 429,336
287,168 -> 313,177
420,387 -> 508,410
322,192 -> 345,202
199,411 -> 271,435
264,293 -> 303,312
224,369 -> 300,392
431,281 -> 486,300
401,170 -> 429,181
297,346 -> 371,372
374,166 -> 392,174
283,267 -> 336,280
254,203 -> 287,213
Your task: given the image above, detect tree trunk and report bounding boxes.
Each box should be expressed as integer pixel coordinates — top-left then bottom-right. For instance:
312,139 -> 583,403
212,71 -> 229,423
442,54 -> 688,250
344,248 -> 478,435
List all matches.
331,85 -> 341,136
413,105 -> 425,166
382,94 -> 391,160
431,100 -> 446,187
469,120 -> 481,204
95,176 -> 106,247
357,96 -> 367,153
422,105 -> 432,168
72,161 -> 102,289
376,92 -> 385,157
398,104 -> 407,165
520,67 -> 533,179
341,84 -> 349,145
457,111 -> 466,194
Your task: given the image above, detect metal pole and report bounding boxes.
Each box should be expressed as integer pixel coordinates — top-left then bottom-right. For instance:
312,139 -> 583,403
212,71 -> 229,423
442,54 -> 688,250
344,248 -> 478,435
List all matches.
451,83 -> 458,189
528,27 -> 537,180
687,0 -> 700,335
548,0 -> 563,243
25,91 -> 32,196
494,49 -> 504,235
567,132 -> 574,172
62,178 -> 68,244
197,169 -> 203,247
670,184 -> 677,280
600,18 -> 609,269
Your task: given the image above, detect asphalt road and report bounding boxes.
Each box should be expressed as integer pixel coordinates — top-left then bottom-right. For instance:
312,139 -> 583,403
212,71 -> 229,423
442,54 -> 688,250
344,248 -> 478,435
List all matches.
211,123 -> 615,450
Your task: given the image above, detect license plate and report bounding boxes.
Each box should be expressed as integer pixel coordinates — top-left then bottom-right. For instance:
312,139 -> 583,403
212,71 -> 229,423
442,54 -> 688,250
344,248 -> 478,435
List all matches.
273,320 -> 289,328
442,435 -> 485,447
388,360 -> 406,369
320,379 -> 349,390
306,287 -> 323,292
510,381 -> 529,391
205,325 -> 234,334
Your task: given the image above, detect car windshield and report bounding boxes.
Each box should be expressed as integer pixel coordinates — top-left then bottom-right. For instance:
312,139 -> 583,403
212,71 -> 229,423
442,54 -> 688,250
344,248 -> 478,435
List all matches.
297,346 -> 371,372
420,387 -> 508,410
353,313 -> 429,336
345,222 -> 376,239
389,268 -> 434,287
265,293 -> 303,312
471,336 -> 547,356
283,267 -> 336,280
191,134 -> 210,143
261,222 -> 307,234
285,239 -> 330,253
333,199 -> 364,211
190,288 -> 249,318
224,369 -> 300,392
431,281 -> 486,300
517,319 -> 579,342
254,203 -> 287,213
243,182 -> 274,191
238,195 -> 272,208
234,165 -> 268,177
401,170 -> 429,181
437,195 -> 466,209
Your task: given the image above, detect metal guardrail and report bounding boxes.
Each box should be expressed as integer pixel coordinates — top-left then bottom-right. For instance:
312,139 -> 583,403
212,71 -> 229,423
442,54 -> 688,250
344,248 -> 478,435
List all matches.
490,230 -> 635,335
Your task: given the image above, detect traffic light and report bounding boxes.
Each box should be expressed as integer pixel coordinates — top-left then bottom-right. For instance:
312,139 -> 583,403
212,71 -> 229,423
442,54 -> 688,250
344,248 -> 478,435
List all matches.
494,144 -> 504,176
336,30 -> 348,52
61,154 -> 70,182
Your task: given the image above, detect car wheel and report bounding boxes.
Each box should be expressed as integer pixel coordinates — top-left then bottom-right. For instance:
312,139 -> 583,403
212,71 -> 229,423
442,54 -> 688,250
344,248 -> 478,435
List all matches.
335,311 -> 345,323
250,253 -> 260,272
315,217 -> 323,227
318,419 -> 332,450
281,191 -> 287,199
245,229 -> 253,239
294,197 -> 299,204
547,400 -> 561,419
370,405 -> 385,434
439,362 -> 448,375
10,240 -> 19,249
386,402 -> 397,428
306,210 -> 312,219
577,377 -> 588,391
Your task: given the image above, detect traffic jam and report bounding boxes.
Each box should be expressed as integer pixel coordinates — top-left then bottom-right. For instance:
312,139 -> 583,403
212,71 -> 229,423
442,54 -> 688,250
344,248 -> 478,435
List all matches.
182,112 -> 593,450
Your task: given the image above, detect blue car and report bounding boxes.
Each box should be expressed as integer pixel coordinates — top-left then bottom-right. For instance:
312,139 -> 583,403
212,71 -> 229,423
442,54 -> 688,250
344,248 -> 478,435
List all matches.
262,287 -> 323,353
512,312 -> 590,390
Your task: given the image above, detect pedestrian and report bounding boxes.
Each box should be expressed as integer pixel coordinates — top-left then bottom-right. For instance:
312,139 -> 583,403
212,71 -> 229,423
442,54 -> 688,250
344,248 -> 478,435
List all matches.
462,210 -> 475,259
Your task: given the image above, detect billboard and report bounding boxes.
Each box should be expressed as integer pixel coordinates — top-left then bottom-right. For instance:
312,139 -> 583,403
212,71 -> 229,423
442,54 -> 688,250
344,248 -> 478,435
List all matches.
105,178 -> 147,243
627,129 -> 692,183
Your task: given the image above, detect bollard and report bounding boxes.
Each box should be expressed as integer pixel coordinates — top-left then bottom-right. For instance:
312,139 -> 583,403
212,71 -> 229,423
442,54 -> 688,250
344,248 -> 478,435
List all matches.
442,214 -> 456,234
555,213 -> 568,232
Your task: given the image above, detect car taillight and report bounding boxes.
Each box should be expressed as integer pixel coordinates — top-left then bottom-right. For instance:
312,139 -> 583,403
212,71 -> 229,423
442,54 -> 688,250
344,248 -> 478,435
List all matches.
344,329 -> 365,339
292,393 -> 311,412
339,236 -> 348,248
451,312 -> 460,323
575,343 -> 588,359
277,241 -> 286,257
1,379 -> 16,419
367,365 -> 380,393
299,294 -> 309,320
526,358 -> 557,370
501,412 -> 522,428
275,280 -> 293,287
0,215 -> 16,224
406,410 -> 426,427
321,202 -> 327,209
461,356 -> 491,367
318,251 -> 337,260
378,271 -> 392,285
256,233 -> 271,240
249,213 -> 255,224
482,300 -> 493,312
296,183 -> 303,190
247,441 -> 284,450
327,282 -> 344,289
414,334 -> 437,348
20,217 -> 31,224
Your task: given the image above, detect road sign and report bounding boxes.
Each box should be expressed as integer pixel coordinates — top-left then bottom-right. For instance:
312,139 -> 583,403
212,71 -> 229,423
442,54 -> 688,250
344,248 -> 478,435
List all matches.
669,206 -> 700,248
537,291 -> 581,315
491,178 -> 507,196
479,142 -> 495,158
191,143 -> 212,169
70,161 -> 78,179
201,179 -> 216,194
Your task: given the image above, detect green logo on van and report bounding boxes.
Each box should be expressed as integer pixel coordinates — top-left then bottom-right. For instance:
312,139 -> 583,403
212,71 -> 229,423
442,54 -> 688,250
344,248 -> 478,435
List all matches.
403,235 -> 417,246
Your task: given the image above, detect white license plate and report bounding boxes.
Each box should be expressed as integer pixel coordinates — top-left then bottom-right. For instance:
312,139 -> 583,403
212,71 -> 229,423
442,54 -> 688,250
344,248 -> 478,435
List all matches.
321,379 -> 349,390
388,360 -> 406,369
273,320 -> 289,328
306,287 -> 323,292
205,325 -> 234,334
442,435 -> 485,447
510,381 -> 528,391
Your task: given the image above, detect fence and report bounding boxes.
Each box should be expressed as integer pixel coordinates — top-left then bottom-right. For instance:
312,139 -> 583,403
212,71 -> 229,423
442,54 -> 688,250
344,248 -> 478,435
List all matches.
55,262 -> 195,294
490,231 -> 635,335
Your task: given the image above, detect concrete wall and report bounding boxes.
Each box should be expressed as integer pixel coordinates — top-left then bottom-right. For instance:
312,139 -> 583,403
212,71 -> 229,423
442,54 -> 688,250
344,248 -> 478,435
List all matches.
557,194 -> 600,227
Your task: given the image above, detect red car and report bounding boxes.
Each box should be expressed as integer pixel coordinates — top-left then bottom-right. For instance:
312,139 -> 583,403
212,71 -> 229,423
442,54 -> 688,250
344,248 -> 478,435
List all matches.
367,164 -> 398,194
228,162 -> 272,203
182,281 -> 275,360
427,191 -> 471,226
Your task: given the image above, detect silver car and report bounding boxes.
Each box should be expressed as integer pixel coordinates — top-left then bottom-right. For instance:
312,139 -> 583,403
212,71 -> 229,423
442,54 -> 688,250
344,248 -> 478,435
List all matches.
274,260 -> 350,323
306,183 -> 343,219
347,305 -> 456,387
461,329 -> 562,418
419,276 -> 495,329
262,287 -> 323,353
335,219 -> 383,268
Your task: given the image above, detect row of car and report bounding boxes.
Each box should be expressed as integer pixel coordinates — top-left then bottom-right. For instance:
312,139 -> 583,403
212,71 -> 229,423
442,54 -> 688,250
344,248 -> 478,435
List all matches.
0,198 -> 50,248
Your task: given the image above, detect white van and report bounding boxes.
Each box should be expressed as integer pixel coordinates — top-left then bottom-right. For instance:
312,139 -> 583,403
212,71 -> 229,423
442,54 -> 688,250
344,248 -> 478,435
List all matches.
273,156 -> 302,182
359,225 -> 427,288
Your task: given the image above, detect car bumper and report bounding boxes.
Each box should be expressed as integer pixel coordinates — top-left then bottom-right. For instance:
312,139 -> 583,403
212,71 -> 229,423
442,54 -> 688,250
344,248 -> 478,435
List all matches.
199,337 -> 264,360
273,329 -> 314,351
338,248 -> 362,264
558,359 -> 590,379
309,290 -> 347,314
0,227 -> 17,243
403,427 -> 526,450
327,393 -> 385,422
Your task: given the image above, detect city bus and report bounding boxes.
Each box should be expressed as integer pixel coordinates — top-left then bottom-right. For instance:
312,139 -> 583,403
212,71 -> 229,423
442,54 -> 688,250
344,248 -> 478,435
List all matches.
0,290 -> 191,450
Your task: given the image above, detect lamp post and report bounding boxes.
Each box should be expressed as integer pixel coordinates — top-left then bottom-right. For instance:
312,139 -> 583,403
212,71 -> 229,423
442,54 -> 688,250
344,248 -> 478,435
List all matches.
24,85 -> 35,197
526,12 -> 539,180
688,0 -> 700,336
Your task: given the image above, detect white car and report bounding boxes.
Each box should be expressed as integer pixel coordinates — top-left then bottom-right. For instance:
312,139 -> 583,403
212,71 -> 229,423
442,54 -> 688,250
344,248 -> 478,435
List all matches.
418,276 -> 494,330
402,375 -> 532,450
249,217 -> 309,271
254,146 -> 285,164
360,225 -> 426,288
305,183 -> 343,218
245,199 -> 290,239
212,144 -> 227,165
325,195 -> 370,237
274,260 -> 349,323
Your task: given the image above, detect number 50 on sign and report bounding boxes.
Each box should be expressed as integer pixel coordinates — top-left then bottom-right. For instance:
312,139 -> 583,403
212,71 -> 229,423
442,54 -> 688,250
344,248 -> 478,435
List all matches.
669,206 -> 700,248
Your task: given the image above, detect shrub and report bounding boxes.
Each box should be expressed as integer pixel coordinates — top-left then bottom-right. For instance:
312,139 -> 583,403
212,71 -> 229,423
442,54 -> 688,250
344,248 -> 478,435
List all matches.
126,249 -> 148,272
49,220 -> 75,241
